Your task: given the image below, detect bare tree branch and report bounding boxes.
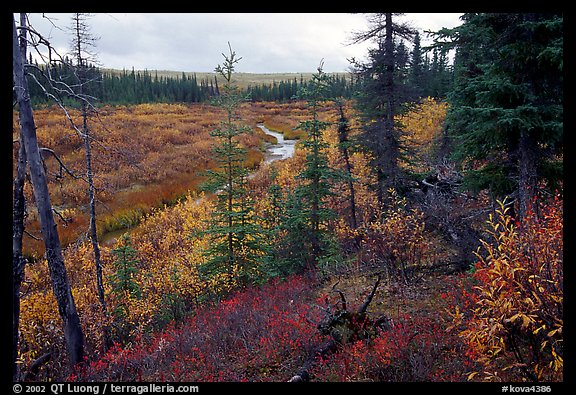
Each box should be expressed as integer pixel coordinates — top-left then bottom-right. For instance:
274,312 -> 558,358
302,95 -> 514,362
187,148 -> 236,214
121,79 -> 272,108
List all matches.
52,207 -> 72,225
23,230 -> 42,241
13,13 -> 85,368
358,274 -> 382,314
331,281 -> 347,312
39,147 -> 82,180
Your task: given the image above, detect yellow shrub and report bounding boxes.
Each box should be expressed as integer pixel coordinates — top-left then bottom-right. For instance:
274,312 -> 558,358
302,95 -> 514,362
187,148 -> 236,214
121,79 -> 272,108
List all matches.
461,194 -> 563,381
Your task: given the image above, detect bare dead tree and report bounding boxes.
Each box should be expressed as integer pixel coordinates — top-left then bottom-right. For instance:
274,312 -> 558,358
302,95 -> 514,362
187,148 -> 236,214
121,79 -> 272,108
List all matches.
335,99 -> 359,235
20,13 -> 112,353
68,12 -> 111,352
12,16 -> 28,378
288,274 -> 386,382
13,13 -> 85,370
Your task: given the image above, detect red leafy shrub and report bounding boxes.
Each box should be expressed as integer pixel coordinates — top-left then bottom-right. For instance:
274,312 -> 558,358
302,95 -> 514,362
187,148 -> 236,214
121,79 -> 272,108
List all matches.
447,192 -> 563,382
78,274 -> 322,381
311,313 -> 471,382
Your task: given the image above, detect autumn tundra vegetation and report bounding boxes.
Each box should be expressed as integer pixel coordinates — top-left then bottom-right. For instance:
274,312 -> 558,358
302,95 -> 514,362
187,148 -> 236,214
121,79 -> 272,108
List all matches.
13,13 -> 562,384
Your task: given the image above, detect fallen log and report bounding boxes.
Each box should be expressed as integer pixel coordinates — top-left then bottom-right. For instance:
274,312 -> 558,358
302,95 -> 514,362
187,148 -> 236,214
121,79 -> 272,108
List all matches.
288,274 -> 385,382
288,339 -> 338,382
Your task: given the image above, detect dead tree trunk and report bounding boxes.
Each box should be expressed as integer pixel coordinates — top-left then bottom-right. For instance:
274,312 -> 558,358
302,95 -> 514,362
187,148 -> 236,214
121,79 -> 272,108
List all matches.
13,135 -> 27,381
70,12 -> 111,351
13,13 -> 28,381
13,14 -> 84,369
83,112 -> 111,351
518,130 -> 538,221
336,101 -> 358,234
288,275 -> 385,382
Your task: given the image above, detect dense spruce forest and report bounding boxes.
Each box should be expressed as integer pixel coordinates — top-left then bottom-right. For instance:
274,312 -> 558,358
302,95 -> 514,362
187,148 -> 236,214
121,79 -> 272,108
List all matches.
12,13 -> 563,386
25,31 -> 452,106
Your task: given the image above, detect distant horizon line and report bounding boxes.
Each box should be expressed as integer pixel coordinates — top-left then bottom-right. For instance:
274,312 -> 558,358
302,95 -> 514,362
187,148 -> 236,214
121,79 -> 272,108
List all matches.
100,67 -> 353,75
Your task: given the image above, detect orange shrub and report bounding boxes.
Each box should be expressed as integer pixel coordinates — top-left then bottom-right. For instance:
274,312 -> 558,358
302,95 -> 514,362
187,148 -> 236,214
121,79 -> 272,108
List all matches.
455,192 -> 563,381
357,189 -> 430,283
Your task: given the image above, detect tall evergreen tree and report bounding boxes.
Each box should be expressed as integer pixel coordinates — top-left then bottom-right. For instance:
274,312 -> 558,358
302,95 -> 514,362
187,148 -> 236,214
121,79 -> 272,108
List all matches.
438,13 -> 563,218
426,47 -> 452,98
199,44 -> 267,289
409,32 -> 425,98
279,62 -> 341,271
350,13 -> 417,207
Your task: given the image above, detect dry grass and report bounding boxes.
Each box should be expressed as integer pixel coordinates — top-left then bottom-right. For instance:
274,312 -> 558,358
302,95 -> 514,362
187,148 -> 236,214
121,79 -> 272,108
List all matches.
14,101 -> 337,259
319,267 -> 454,319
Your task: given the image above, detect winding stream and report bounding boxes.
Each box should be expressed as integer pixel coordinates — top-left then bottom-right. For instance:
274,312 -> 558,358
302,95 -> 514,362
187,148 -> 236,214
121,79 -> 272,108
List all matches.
257,123 -> 296,163
102,123 -> 296,245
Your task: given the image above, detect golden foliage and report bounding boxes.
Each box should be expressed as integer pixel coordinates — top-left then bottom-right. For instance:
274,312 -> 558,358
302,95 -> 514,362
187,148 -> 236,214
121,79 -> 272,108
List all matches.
14,98 -> 444,380
14,103 -> 267,258
17,193 -> 217,375
459,195 -> 563,381
357,188 -> 431,283
323,122 -> 379,227
16,101 -> 332,376
397,97 -> 449,172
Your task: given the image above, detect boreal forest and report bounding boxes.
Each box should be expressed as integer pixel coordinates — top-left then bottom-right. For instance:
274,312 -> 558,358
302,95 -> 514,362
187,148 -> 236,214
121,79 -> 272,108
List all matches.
12,13 -> 563,386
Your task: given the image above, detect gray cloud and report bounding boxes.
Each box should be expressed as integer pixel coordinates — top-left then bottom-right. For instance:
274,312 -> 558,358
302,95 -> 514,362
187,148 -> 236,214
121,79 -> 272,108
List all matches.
22,13 -> 462,73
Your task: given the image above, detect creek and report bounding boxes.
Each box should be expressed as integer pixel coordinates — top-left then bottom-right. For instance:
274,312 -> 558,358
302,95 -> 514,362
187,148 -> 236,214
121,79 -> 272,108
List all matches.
257,123 -> 296,163
101,124 -> 296,245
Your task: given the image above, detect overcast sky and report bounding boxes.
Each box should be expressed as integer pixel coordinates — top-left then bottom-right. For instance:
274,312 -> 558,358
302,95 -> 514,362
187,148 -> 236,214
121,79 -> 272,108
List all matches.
22,13 -> 463,73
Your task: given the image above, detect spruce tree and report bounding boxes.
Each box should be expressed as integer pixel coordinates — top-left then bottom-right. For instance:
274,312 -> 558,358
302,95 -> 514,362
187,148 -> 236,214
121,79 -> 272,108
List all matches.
109,235 -> 141,343
440,13 -> 563,218
279,62 -> 340,271
409,32 -> 425,98
109,235 -> 141,299
350,13 -> 416,207
199,44 -> 267,289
